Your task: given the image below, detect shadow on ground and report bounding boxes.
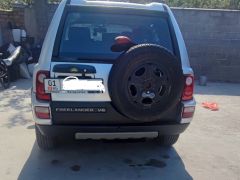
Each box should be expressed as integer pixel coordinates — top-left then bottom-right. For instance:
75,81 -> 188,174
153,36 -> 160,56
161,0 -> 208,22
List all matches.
0,79 -> 32,128
18,140 -> 192,180
195,82 -> 240,96
0,79 -> 32,112
0,79 -> 32,92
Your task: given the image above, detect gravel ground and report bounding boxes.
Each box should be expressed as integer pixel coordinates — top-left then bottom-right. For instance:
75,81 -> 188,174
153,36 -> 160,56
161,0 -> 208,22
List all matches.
0,79 -> 240,180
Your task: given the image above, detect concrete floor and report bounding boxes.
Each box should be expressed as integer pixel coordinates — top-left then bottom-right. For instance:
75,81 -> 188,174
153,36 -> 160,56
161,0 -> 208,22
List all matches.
0,79 -> 240,180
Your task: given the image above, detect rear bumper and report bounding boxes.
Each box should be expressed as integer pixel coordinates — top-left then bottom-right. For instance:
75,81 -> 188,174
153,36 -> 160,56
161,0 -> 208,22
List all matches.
32,91 -> 194,139
36,123 -> 189,139
32,91 -> 196,125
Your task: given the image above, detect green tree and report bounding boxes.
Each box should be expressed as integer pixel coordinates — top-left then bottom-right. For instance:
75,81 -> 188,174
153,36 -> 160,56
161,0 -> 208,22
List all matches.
0,0 -> 12,9
0,0 -> 33,9
166,0 -> 239,9
0,0 -> 240,10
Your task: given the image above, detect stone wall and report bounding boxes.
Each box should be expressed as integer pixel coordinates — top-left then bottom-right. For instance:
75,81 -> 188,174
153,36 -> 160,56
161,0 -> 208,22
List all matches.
0,4 -> 240,82
0,7 -> 25,44
172,8 -> 240,82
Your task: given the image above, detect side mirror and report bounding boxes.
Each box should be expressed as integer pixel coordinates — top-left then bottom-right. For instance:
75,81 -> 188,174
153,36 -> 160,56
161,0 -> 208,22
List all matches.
111,36 -> 136,52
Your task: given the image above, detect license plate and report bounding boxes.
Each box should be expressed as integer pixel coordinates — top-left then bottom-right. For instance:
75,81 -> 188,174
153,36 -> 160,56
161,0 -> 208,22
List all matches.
44,79 -> 61,93
44,78 -> 105,93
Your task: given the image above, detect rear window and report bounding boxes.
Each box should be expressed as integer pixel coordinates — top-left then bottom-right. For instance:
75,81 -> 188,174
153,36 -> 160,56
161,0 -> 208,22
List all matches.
58,12 -> 174,60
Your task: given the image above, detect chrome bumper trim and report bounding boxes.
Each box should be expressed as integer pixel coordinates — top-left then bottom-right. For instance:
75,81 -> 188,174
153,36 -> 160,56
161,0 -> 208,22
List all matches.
75,132 -> 158,140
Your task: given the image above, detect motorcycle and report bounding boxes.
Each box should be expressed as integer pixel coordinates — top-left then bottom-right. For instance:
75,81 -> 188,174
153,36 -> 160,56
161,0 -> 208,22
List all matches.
0,53 -> 10,89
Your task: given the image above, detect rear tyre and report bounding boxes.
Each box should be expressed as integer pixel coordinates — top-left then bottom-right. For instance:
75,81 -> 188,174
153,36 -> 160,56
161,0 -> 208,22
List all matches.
157,134 -> 179,146
0,60 -> 10,89
108,44 -> 184,122
35,125 -> 56,150
0,72 -> 10,89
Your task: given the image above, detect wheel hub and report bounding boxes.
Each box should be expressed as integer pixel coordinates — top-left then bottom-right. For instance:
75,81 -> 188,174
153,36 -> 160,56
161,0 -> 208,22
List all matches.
142,91 -> 155,99
127,63 -> 170,107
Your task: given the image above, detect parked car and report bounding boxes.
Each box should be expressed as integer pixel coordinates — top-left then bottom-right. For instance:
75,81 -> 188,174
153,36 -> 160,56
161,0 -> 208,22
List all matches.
31,0 -> 196,150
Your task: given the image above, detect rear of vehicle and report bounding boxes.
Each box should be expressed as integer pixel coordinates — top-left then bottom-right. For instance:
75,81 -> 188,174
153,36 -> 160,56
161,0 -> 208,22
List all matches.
32,0 -> 196,150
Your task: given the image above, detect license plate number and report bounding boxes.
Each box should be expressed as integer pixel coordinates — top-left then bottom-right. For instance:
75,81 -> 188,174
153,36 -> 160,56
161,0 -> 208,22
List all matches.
44,79 -> 61,93
44,78 -> 105,93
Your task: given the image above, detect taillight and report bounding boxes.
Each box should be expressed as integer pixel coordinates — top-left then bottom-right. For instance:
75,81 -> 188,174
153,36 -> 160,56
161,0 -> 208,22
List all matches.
182,75 -> 194,101
182,106 -> 195,118
36,71 -> 50,101
35,106 -> 50,119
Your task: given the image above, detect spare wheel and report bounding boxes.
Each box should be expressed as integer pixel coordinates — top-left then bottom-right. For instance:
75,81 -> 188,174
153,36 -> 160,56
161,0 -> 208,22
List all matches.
108,44 -> 185,122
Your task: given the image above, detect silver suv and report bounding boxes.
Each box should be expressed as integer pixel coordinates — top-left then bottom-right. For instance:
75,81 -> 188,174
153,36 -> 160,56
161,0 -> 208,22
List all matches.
31,0 -> 196,150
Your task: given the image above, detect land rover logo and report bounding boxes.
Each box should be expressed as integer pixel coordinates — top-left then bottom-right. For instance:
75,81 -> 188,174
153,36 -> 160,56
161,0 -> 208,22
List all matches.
70,67 -> 78,73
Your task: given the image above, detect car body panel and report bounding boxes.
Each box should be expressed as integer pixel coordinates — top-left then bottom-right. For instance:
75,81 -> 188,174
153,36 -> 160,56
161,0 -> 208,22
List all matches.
37,123 -> 189,138
32,0 -> 67,92
31,0 -> 196,136
163,5 -> 192,74
50,62 -> 112,102
70,0 -> 165,11
33,1 -> 193,94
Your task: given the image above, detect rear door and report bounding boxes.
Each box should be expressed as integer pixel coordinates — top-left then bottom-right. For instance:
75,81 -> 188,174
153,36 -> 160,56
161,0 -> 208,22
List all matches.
50,62 -> 112,102
49,8 -> 174,102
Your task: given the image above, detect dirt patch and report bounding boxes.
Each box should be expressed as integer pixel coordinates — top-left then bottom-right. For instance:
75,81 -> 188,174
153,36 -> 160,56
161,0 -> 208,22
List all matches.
51,159 -> 60,165
162,155 -> 170,159
144,159 -> 166,168
123,158 -> 133,164
124,158 -> 166,168
70,165 -> 81,172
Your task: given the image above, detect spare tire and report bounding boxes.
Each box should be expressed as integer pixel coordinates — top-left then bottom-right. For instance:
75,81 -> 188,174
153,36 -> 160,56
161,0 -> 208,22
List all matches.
108,44 -> 184,122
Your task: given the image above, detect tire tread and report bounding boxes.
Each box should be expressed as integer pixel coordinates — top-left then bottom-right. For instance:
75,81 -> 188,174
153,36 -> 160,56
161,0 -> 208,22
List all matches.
35,125 -> 56,150
158,134 -> 179,146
